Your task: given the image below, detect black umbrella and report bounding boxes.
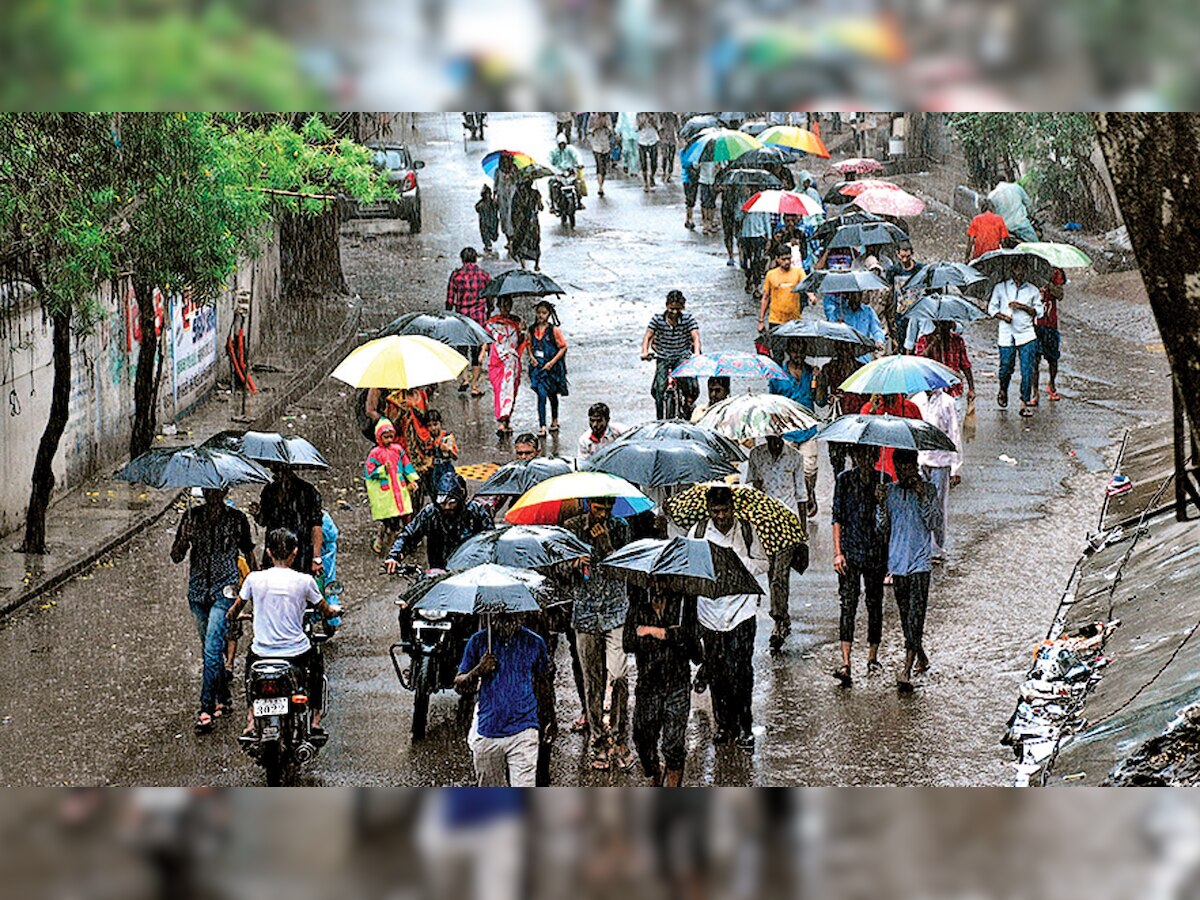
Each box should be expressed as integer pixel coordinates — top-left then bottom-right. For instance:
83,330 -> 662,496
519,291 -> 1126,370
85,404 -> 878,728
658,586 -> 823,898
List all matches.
599,537 -> 763,598
202,431 -> 329,470
581,439 -> 736,488
118,446 -> 273,489
716,167 -> 784,189
812,210 -> 884,244
475,457 -> 575,496
739,119 -> 771,135
770,319 -> 876,357
795,269 -> 890,294
901,261 -> 985,294
379,310 -> 493,347
966,248 -> 1054,298
446,525 -> 591,571
816,414 -> 956,452
679,115 -> 720,141
409,564 -> 545,615
824,221 -> 909,250
902,294 -> 988,325
614,421 -> 747,464
481,269 -> 566,299
734,145 -> 794,169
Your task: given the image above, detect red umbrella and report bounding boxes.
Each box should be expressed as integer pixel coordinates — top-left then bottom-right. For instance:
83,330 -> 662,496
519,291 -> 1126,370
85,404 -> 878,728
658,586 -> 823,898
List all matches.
741,189 -> 824,217
828,158 -> 883,175
837,179 -> 904,196
850,187 -> 925,216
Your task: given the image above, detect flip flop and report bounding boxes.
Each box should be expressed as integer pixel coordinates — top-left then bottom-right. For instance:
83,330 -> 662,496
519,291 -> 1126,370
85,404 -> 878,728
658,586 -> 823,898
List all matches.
833,664 -> 853,687
1047,390 -> 1062,401
471,390 -> 485,398
195,712 -> 215,734
897,680 -> 915,694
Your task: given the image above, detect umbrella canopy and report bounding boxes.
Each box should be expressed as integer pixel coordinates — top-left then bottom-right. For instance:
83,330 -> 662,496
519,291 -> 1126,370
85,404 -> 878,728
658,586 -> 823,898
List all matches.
670,351 -> 786,381
517,164 -> 555,182
795,269 -> 890,294
816,413 -> 957,452
824,221 -> 909,250
771,319 -> 876,357
837,178 -> 905,196
481,149 -> 537,178
614,421 -> 746,464
118,446 -> 272,490
505,472 -> 654,525
732,145 -> 794,169
716,167 -> 784,189
330,335 -> 468,389
1015,241 -> 1093,268
475,456 -> 575,496
851,187 -> 925,217
968,248 -> 1054,292
739,119 -> 771,136
812,210 -> 884,243
900,261 -> 985,293
679,115 -> 721,141
695,394 -> 820,442
902,294 -> 988,325
378,310 -> 493,347
598,537 -> 763,598
681,129 -> 764,166
663,483 -> 807,555
202,431 -> 328,470
758,125 -> 830,158
480,269 -> 566,299
445,525 -> 591,571
741,189 -> 824,217
581,439 -> 736,488
409,564 -> 545,616
829,158 -> 883,175
838,355 -> 961,395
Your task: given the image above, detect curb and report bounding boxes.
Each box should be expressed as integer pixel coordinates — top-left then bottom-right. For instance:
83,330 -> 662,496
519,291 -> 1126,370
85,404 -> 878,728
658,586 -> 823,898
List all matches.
0,303 -> 364,620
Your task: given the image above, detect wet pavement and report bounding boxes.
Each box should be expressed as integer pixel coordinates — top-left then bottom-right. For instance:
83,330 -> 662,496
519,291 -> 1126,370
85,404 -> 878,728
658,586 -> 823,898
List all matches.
0,113 -> 1173,785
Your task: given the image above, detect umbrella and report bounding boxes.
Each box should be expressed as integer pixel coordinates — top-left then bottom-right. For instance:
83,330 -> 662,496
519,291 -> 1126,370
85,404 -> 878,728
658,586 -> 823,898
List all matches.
902,294 -> 988,325
824,221 -> 909,250
717,112 -> 749,126
118,446 -> 272,490
517,164 -> 555,182
900,261 -> 985,293
740,189 -> 823,217
851,187 -> 925,217
614,421 -> 746,464
770,319 -> 875,357
475,456 -> 575,496
681,129 -> 764,166
330,335 -> 468,389
598,537 -> 763,598
505,472 -> 654,525
812,210 -> 884,243
838,355 -> 961,395
739,119 -> 771,136
716,168 -> 784,189
669,351 -> 786,381
679,115 -> 721,141
481,149 -> 537,178
967,248 -> 1054,293
731,145 -> 794,169
581,439 -> 736,488
816,413 -> 957,453
695,394 -> 820,442
409,563 -> 545,650
828,158 -> 883,175
379,310 -> 492,347
445,525 -> 591,571
202,431 -> 329,470
795,269 -> 890,294
480,269 -> 566,299
837,178 -> 905,196
758,125 -> 831,158
664,482 -> 807,555
1015,242 -> 1093,268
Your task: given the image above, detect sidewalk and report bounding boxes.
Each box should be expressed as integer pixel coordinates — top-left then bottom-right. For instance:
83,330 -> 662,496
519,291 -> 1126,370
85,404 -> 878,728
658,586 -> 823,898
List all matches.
0,298 -> 363,619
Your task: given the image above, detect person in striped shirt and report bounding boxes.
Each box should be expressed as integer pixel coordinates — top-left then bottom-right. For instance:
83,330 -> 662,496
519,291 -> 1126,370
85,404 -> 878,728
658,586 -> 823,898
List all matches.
641,290 -> 701,419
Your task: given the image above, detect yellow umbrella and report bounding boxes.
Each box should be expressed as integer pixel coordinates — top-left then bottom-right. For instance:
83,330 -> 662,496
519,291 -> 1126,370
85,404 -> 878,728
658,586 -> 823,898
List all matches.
330,335 -> 468,389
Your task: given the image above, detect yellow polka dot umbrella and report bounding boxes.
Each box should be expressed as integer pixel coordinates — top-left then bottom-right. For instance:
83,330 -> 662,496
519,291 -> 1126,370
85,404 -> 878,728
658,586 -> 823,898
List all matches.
664,482 -> 807,553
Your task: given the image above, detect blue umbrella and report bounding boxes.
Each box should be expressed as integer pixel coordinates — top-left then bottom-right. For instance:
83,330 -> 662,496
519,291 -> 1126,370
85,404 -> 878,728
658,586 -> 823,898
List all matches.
669,351 -> 786,381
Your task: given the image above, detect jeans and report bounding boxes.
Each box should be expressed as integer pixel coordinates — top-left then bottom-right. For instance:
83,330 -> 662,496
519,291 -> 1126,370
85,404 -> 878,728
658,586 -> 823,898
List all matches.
701,618 -> 756,734
536,391 -> 559,427
189,587 -> 231,714
997,341 -> 1038,404
837,560 -> 885,645
576,628 -> 629,749
633,684 -> 691,776
893,571 -> 932,655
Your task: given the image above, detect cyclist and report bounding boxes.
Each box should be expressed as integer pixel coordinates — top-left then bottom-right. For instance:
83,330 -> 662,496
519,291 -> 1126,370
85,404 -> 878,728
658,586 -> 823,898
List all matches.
641,290 -> 701,420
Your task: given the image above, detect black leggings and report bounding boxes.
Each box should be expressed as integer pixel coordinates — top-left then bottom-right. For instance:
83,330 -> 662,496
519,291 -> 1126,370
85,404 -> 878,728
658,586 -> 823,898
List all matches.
246,646 -> 324,711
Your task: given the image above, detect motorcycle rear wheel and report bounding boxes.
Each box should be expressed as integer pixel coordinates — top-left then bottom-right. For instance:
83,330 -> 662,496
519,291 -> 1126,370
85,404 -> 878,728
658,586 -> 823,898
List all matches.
262,742 -> 285,787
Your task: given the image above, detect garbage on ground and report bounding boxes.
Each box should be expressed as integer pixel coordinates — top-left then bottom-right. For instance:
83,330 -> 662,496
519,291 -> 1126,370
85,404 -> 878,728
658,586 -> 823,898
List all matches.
998,454 -> 1018,466
1106,473 -> 1133,496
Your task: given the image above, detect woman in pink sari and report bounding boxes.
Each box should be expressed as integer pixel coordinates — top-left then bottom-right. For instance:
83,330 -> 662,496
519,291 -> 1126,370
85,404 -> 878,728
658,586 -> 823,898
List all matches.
485,296 -> 527,434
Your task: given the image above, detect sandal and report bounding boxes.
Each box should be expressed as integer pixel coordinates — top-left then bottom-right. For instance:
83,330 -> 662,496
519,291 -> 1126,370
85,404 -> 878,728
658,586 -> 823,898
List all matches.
195,712 -> 215,734
833,664 -> 853,687
471,389 -> 485,398
612,744 -> 636,771
897,680 -> 915,694
867,659 -> 884,677
1019,406 -> 1034,418
538,426 -> 548,437
589,748 -> 611,771
997,390 -> 1008,409
549,423 -> 560,433
569,716 -> 588,734
1047,389 -> 1062,401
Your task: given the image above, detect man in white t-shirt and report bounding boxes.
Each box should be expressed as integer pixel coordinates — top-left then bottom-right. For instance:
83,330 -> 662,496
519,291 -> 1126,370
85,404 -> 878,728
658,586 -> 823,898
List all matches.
577,402 -> 627,460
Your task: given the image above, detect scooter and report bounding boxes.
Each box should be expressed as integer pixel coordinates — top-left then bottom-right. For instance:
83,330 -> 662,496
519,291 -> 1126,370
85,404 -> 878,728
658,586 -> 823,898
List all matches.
387,565 -> 477,740
550,169 -> 580,231
230,579 -> 341,786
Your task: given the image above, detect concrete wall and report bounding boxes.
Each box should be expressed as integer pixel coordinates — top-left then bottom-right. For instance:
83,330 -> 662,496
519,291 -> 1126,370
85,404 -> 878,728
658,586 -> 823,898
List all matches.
0,236 -> 280,537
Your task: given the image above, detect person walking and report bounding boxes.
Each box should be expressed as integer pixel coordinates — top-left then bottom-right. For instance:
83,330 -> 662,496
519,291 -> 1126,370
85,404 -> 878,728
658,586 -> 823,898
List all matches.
767,338 -> 825,514
170,487 -> 257,733
577,402 -> 628,460
642,290 -> 702,420
251,466 -> 323,576
446,246 -> 493,396
964,198 -> 1009,261
883,241 -> 924,351
826,292 -> 885,363
830,445 -> 889,687
475,185 -> 499,255
987,258 -> 1045,417
495,154 -> 519,258
587,112 -> 615,197
747,435 -> 808,652
456,615 -> 557,787
625,583 -> 703,786
364,417 -> 421,555
511,180 -> 543,271
988,181 -> 1038,242
1032,266 -> 1066,403
657,112 -> 680,183
859,392 -> 923,482
636,112 -> 660,191
877,449 -> 943,692
526,301 -> 569,436
914,320 -> 976,412
823,342 -> 868,478
565,498 -> 635,771
698,159 -> 718,233
758,249 -> 806,335
739,205 -> 772,295
689,375 -> 730,423
911,388 -> 961,562
616,112 -> 640,177
682,161 -> 700,230
485,296 -> 526,435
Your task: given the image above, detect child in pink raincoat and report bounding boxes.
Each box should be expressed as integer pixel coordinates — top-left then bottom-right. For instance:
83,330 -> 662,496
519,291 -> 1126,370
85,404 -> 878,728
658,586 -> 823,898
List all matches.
365,418 -> 421,554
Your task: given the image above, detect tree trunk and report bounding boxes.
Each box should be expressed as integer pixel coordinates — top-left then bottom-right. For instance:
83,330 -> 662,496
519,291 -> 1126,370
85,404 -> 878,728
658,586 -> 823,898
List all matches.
21,307 -> 72,554
1091,113 -> 1200,437
129,276 -> 159,459
279,205 -> 347,301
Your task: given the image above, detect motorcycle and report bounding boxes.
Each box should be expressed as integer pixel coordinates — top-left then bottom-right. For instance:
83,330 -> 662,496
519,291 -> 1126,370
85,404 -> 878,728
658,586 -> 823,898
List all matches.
550,169 -> 580,231
229,579 -> 341,786
387,565 -> 477,740
463,112 -> 486,149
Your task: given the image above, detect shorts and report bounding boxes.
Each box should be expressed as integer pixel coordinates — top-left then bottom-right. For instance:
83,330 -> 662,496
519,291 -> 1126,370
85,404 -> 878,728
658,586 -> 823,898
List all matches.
699,183 -> 717,209
684,179 -> 698,209
593,150 -> 610,177
1035,325 -> 1060,362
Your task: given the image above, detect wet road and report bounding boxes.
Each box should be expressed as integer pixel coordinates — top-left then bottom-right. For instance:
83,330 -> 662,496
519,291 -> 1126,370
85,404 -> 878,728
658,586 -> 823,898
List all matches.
0,113 -> 1172,786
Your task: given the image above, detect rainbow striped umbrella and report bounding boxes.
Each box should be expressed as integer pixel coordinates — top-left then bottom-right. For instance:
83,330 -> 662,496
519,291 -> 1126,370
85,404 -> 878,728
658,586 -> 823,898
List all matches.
838,355 -> 960,396
481,149 -> 537,178
681,129 -> 764,166
505,472 -> 654,525
758,125 -> 830,158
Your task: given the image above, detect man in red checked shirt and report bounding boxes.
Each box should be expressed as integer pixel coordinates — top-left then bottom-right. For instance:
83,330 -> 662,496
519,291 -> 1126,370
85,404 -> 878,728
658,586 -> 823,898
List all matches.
446,246 -> 493,396
914,320 -> 976,414
1032,267 -> 1065,403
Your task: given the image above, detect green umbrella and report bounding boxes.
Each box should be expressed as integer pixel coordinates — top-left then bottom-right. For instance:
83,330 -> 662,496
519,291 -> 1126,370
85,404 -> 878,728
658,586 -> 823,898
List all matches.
1015,242 -> 1093,268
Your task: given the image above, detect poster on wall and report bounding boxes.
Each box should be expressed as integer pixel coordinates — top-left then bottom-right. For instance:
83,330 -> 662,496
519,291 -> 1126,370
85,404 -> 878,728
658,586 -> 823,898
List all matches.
169,292 -> 218,417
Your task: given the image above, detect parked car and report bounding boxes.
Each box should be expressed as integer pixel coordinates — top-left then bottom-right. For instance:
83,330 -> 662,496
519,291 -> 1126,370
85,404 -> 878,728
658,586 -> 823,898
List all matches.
342,143 -> 425,232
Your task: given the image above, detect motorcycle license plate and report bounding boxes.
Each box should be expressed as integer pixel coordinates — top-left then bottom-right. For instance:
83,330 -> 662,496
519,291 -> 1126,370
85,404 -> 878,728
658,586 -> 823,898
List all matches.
419,620 -> 452,631
253,698 -> 288,717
